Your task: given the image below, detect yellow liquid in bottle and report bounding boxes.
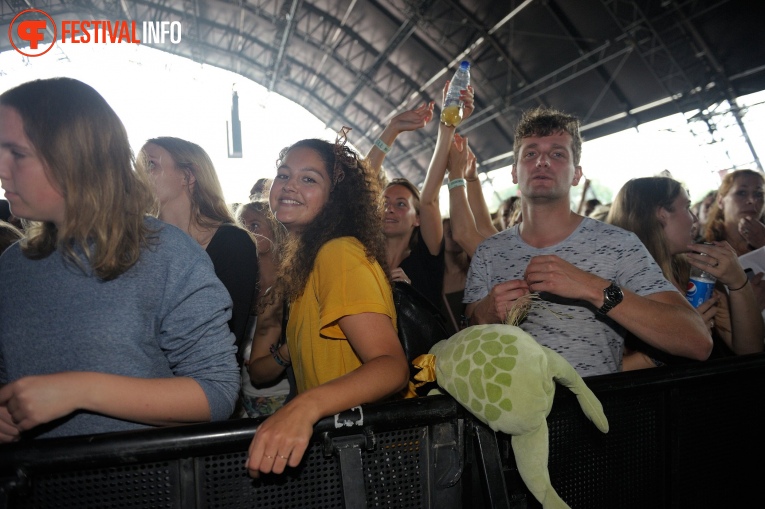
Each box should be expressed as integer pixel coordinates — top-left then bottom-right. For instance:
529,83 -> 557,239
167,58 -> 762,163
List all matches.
440,105 -> 463,127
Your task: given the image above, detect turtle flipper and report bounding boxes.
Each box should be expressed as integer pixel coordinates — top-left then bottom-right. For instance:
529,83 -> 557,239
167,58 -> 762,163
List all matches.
544,346 -> 609,433
511,424 -> 569,509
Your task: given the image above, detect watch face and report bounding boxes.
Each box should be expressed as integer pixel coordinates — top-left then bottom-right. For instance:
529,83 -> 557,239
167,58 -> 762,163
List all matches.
598,282 -> 624,315
605,283 -> 623,305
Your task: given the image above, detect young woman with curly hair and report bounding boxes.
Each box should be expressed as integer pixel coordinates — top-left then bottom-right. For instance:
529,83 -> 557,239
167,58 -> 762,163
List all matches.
246,132 -> 409,477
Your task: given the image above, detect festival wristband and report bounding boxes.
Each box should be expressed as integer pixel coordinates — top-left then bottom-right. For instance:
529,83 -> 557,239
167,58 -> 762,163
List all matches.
448,178 -> 467,190
374,138 -> 391,154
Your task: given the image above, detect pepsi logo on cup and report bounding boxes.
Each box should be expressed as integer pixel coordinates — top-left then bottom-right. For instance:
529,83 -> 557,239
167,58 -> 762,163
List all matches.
685,278 -> 715,308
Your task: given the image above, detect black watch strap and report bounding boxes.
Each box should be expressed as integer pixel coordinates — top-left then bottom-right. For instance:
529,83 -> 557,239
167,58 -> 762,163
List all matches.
598,281 -> 624,315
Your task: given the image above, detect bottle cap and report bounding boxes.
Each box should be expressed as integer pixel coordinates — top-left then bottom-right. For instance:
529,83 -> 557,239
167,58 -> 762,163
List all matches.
460,60 -> 470,69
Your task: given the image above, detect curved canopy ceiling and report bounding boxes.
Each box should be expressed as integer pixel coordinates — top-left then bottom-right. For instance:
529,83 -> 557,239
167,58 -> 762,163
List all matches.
2,0 -> 763,186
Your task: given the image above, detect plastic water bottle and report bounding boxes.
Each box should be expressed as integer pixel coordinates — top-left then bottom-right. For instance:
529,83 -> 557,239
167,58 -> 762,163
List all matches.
440,61 -> 471,127
686,261 -> 716,308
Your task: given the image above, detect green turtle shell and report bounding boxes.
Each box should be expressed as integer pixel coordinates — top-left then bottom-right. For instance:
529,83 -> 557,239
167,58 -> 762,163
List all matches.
430,323 -> 556,434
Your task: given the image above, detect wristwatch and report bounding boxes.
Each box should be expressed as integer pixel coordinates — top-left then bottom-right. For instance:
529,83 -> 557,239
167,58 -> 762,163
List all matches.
597,281 -> 624,315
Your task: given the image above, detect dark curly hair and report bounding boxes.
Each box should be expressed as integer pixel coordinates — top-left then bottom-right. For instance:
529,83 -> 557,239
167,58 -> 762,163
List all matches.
513,107 -> 583,166
274,138 -> 390,302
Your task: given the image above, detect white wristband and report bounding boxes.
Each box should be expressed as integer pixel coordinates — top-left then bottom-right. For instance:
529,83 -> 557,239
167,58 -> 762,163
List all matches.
448,178 -> 467,190
374,138 -> 391,154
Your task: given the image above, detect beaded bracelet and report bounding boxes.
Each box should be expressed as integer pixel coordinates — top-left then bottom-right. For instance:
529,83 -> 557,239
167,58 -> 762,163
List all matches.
374,138 -> 391,154
269,343 -> 291,367
448,178 -> 466,190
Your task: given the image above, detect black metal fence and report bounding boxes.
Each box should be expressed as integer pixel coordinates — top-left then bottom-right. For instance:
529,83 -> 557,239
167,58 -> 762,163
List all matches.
1,353 -> 763,509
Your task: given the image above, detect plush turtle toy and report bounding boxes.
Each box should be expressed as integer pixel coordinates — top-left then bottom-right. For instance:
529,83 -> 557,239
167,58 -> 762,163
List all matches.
413,323 -> 609,509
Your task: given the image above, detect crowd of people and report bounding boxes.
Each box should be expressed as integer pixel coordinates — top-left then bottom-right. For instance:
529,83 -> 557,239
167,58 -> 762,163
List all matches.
1,75 -> 763,478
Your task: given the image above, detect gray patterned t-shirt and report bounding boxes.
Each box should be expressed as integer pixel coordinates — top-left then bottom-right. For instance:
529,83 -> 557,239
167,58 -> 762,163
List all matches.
463,217 -> 678,377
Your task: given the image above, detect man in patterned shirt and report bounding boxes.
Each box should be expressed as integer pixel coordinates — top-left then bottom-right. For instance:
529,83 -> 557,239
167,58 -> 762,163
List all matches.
463,107 -> 712,376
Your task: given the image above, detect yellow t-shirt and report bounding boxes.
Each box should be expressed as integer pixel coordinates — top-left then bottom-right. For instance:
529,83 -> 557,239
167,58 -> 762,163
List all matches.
288,237 -> 397,393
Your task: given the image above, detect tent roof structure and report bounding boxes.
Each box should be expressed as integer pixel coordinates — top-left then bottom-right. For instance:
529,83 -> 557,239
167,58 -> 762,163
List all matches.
2,0 -> 763,185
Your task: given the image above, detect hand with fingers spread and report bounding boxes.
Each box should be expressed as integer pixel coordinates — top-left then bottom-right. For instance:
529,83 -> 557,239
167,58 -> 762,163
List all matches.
388,101 -> 435,135
366,101 -> 435,175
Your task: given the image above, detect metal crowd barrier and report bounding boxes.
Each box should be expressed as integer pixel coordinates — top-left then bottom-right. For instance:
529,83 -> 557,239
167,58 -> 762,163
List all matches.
1,353 -> 764,508
478,352 -> 765,508
0,395 -> 468,509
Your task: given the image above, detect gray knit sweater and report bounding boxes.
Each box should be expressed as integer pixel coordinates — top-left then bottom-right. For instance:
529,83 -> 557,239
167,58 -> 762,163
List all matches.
0,217 -> 240,438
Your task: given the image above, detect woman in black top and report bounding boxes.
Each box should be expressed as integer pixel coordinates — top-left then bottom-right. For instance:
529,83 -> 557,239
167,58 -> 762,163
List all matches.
138,137 -> 259,358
